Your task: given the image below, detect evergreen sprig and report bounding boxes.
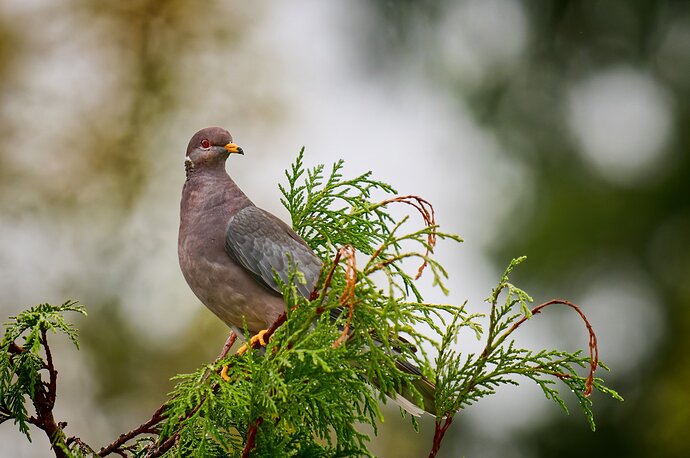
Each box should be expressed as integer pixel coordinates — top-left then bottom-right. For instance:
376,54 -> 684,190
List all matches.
0,300 -> 87,458
0,151 -> 622,457
279,149 -> 397,258
433,258 -> 623,433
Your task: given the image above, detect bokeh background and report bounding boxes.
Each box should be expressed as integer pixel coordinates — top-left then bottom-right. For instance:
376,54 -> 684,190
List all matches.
1,1 -> 688,457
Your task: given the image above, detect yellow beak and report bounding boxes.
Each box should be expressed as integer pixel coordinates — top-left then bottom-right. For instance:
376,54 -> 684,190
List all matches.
224,143 -> 244,155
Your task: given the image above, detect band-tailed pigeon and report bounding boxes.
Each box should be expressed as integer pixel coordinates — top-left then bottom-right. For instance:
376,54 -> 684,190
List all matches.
178,127 -> 435,415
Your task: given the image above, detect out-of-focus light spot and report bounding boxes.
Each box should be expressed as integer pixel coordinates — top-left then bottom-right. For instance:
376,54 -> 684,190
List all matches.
579,267 -> 663,374
438,0 -> 528,83
566,68 -> 673,185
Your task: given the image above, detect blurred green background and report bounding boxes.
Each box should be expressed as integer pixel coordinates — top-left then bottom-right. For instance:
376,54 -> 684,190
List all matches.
1,1 -> 688,457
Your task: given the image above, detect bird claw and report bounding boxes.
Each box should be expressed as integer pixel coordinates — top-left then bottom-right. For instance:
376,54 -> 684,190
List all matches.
222,332 -> 266,381
236,329 -> 269,356
253,329 -> 268,346
220,364 -> 231,381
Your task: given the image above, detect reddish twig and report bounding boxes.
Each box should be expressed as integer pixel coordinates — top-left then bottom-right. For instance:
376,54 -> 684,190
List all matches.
145,395 -> 210,458
332,245 -> 357,348
66,436 -> 97,455
379,195 -> 437,279
242,416 -> 264,458
310,244 -> 358,348
504,299 -> 599,396
314,246 -> 345,305
8,341 -> 24,355
39,330 -> 65,457
428,415 -> 453,458
247,312 -> 289,352
98,403 -> 169,456
216,331 -> 238,361
42,329 -> 58,411
145,432 -> 179,458
24,330 -> 70,458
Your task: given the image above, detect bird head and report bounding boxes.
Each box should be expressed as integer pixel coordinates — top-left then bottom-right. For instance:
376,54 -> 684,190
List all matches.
185,127 -> 243,169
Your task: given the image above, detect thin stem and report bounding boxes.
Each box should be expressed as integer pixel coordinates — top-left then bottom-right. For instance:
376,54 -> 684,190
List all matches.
29,329 -> 69,458
42,329 -> 58,411
216,331 -> 238,361
242,417 -> 264,458
332,245 -> 357,348
98,403 -> 169,456
495,299 -> 599,396
145,433 -> 178,458
428,415 -> 453,458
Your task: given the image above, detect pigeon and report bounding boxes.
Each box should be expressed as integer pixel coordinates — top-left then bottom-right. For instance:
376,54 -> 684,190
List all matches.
178,127 -> 436,415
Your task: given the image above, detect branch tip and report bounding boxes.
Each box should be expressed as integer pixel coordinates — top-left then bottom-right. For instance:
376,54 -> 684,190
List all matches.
379,195 -> 437,279
506,299 -> 599,396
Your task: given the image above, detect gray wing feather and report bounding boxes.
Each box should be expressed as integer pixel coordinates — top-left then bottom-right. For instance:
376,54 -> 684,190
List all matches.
225,206 -> 322,298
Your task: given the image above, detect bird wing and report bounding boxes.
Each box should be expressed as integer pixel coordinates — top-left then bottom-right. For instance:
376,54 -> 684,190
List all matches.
225,205 -> 322,298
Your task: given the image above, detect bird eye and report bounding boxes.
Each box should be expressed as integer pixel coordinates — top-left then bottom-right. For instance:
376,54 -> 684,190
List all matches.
201,139 -> 210,148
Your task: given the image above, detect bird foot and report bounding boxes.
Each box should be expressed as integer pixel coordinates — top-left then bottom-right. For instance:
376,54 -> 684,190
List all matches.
221,330 -> 270,381
220,364 -> 231,381
236,329 -> 269,356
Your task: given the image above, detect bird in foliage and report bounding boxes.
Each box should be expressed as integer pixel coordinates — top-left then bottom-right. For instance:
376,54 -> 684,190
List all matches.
178,127 -> 436,415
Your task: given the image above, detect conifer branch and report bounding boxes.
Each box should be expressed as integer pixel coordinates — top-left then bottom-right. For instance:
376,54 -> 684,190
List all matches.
98,403 -> 168,456
429,415 -> 453,458
500,299 -> 598,396
242,416 -> 264,457
0,151 -> 622,457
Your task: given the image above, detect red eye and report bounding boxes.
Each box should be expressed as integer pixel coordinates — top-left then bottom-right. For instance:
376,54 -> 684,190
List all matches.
201,139 -> 210,148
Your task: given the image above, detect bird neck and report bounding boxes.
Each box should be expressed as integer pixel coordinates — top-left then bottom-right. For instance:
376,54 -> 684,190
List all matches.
181,165 -> 252,213
185,159 -> 227,180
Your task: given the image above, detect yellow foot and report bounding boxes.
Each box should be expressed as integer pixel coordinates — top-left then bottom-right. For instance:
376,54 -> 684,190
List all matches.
221,364 -> 230,381
222,330 -> 269,381
236,329 -> 270,356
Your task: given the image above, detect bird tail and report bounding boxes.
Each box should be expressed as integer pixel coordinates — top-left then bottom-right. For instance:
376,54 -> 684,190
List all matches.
391,359 -> 437,417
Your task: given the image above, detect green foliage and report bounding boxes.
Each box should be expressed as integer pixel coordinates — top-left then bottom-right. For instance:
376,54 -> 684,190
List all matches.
160,151 -> 466,456
163,320 -> 379,456
0,152 -> 622,457
0,300 -> 85,440
434,258 -> 623,430
279,148 -> 397,258
156,152 -> 620,456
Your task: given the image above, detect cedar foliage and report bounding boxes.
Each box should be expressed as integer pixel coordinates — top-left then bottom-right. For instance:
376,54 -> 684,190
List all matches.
0,151 -> 622,457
